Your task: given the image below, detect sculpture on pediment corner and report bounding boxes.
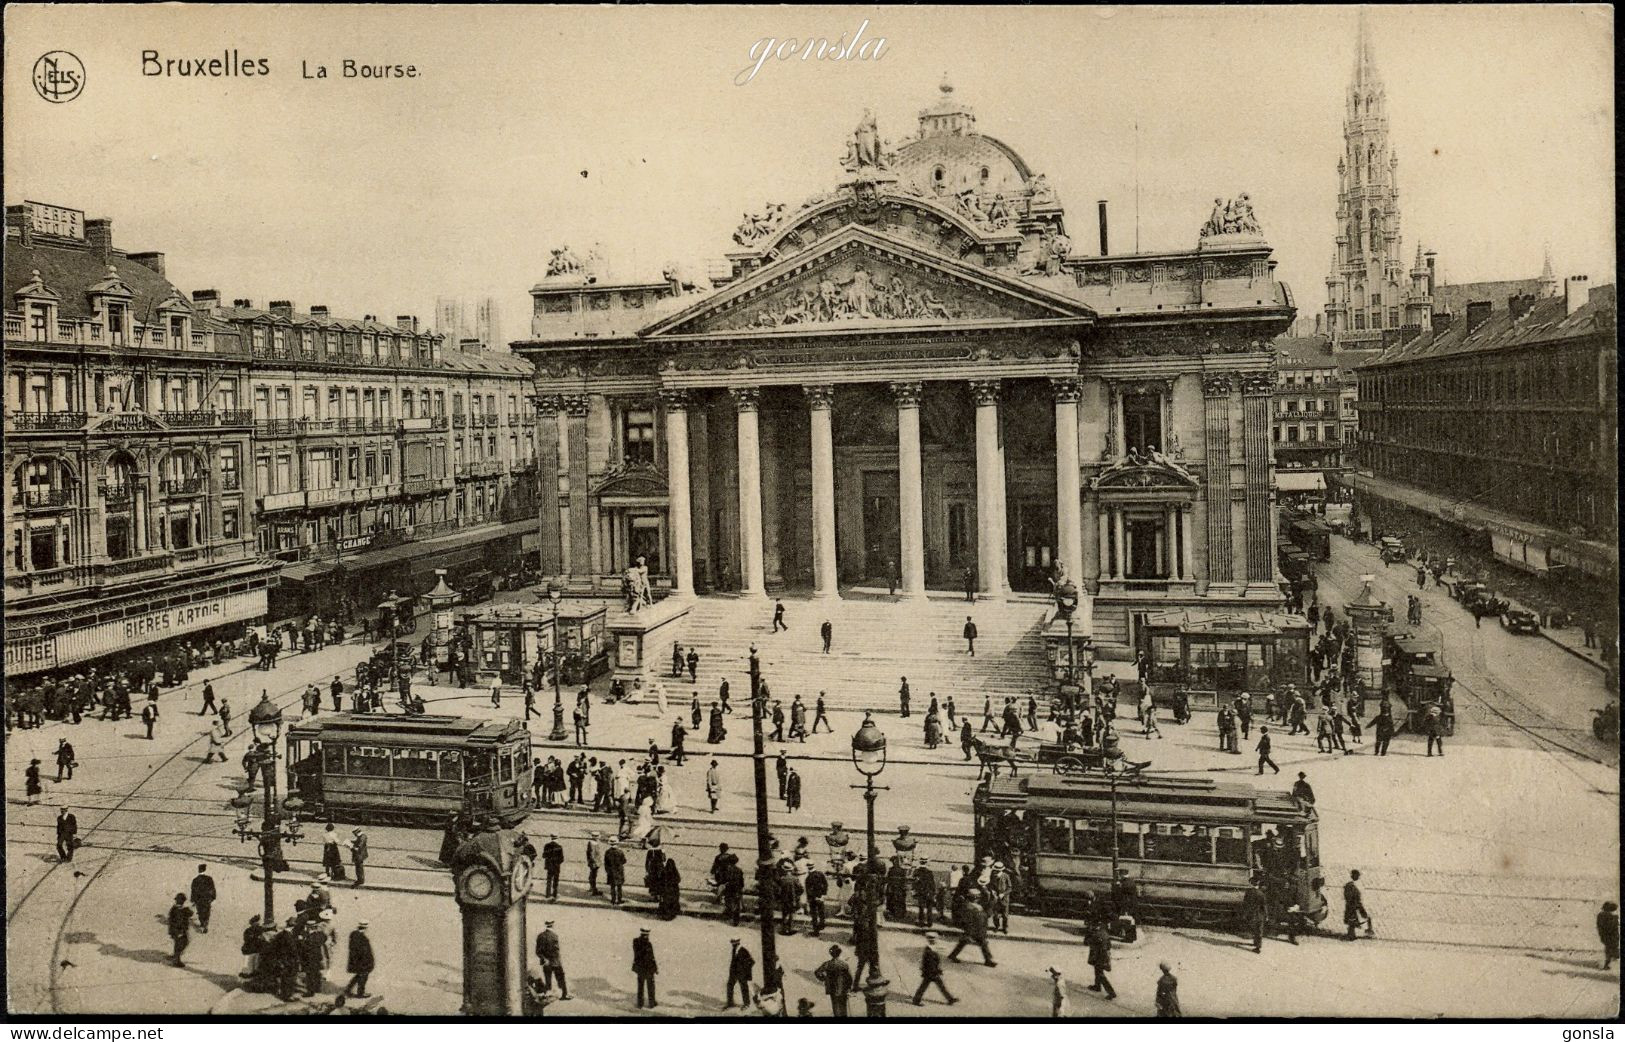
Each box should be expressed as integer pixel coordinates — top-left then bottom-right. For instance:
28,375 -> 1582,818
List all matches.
662,262 -> 707,295
733,202 -> 788,247
1028,173 -> 1057,206
1201,194 -> 1263,239
546,245 -> 584,277
985,193 -> 1014,227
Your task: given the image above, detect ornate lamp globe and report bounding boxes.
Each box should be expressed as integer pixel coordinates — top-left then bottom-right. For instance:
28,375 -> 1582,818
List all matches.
851,716 -> 887,778
1056,580 -> 1079,619
248,691 -> 284,747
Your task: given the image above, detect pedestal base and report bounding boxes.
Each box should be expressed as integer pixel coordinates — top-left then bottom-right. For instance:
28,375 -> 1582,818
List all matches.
607,598 -> 693,696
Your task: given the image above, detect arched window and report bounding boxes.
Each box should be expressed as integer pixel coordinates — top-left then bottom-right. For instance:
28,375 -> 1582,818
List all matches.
932,166 -> 945,185
979,166 -> 990,183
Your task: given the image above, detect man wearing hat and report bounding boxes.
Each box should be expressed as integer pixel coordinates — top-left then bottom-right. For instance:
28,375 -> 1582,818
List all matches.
912,857 -> 938,928
604,840 -> 627,905
189,864 -> 218,932
345,921 -> 375,998
166,892 -> 194,967
348,827 -> 369,887
536,920 -> 570,1000
724,937 -> 755,1009
1155,961 -> 1182,1018
947,894 -> 996,967
1047,965 -> 1069,1017
632,928 -> 659,1009
814,944 -> 855,1017
912,932 -> 957,1006
542,834 -> 565,900
585,832 -> 603,896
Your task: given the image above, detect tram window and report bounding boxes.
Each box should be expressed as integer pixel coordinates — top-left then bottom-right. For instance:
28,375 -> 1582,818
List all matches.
1073,819 -> 1115,859
393,748 -> 438,780
324,746 -> 347,773
1214,826 -> 1249,865
1039,816 -> 1072,854
347,746 -> 392,777
1144,823 -> 1213,864
468,754 -> 492,781
499,752 -> 514,783
1118,820 -> 1146,860
438,750 -> 463,781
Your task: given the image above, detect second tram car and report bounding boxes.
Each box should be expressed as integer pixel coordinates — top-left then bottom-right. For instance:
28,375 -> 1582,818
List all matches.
286,714 -> 534,826
974,771 -> 1320,924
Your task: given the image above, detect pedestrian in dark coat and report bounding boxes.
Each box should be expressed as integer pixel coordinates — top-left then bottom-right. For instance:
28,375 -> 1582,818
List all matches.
142,701 -> 158,740
1599,901 -> 1620,970
438,814 -> 461,865
604,842 -> 627,904
348,828 -> 368,886
814,945 -> 855,1017
912,932 -> 957,1005
632,929 -> 659,1008
536,921 -> 570,999
658,857 -> 682,919
55,739 -> 76,782
190,864 -> 218,931
55,808 -> 78,862
821,620 -> 833,653
1085,920 -> 1115,998
541,834 -> 564,899
947,896 -> 996,966
963,617 -> 978,655
687,649 -> 699,683
805,866 -> 828,934
1241,878 -> 1268,952
913,858 -> 939,927
167,893 -> 194,966
1343,869 -> 1371,939
345,922 -> 375,997
1155,962 -> 1182,1017
775,749 -> 788,799
725,938 -> 755,1008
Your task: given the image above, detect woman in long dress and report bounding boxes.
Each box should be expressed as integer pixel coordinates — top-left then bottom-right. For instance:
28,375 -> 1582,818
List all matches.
707,704 -> 727,744
654,766 -> 677,814
633,794 -> 656,842
322,824 -> 347,880
655,681 -> 668,715
658,857 -> 682,919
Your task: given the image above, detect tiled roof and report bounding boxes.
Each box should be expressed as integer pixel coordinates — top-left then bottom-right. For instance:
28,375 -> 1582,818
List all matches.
1433,278 -> 1549,317
5,237 -> 184,322
1271,335 -> 1334,368
1366,284 -> 1615,368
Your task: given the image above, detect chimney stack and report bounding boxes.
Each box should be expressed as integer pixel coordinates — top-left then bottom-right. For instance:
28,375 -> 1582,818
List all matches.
269,300 -> 294,319
1424,251 -> 1437,296
310,305 -> 329,322
1097,200 -> 1109,256
85,218 -> 113,256
396,315 -> 419,333
1507,293 -> 1538,321
1432,310 -> 1453,334
1399,324 -> 1422,346
127,251 -> 165,276
1565,275 -> 1590,316
1464,300 -> 1493,335
363,314 -> 377,323
232,298 -> 254,309
6,205 -> 34,248
191,289 -> 220,309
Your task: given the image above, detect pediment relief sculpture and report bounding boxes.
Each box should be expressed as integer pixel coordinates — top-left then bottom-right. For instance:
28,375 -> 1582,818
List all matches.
1092,445 -> 1199,490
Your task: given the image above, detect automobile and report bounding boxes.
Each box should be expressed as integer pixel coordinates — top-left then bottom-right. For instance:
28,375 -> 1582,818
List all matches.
1451,579 -> 1488,605
1501,609 -> 1541,635
1378,536 -> 1407,564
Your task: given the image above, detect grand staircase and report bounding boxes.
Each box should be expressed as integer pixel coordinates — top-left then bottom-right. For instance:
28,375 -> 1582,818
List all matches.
668,594 -> 1055,715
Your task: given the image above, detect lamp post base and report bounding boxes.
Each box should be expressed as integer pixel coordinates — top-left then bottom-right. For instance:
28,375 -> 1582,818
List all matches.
548,703 -> 567,742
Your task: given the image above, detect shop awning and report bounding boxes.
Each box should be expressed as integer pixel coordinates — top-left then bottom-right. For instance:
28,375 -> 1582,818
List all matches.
1276,471 -> 1327,492
277,519 -> 538,584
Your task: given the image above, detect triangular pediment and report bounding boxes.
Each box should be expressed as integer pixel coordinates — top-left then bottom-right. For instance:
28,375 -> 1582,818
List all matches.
642,226 -> 1093,339
1091,449 -> 1199,490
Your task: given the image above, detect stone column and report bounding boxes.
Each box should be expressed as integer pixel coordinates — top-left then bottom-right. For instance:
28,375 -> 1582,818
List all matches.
804,384 -> 839,599
534,395 -> 563,576
731,387 -> 766,596
1166,504 -> 1180,578
1181,505 -> 1196,580
1241,373 -> 1277,585
889,381 -> 927,598
1112,506 -> 1126,581
1202,375 -> 1234,584
562,394 -> 591,581
1096,504 -> 1110,580
1052,377 -> 1084,586
759,401 -> 783,586
661,389 -> 694,597
970,380 -> 1005,596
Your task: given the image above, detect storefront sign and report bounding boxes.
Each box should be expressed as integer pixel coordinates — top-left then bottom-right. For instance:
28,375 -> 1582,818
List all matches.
50,589 -> 267,669
6,635 -> 59,674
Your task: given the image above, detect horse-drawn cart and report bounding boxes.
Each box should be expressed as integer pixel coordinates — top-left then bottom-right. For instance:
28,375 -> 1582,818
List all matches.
974,737 -> 1151,780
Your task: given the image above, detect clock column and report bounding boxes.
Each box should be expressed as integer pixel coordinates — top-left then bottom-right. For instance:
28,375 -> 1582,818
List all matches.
450,822 -> 533,1015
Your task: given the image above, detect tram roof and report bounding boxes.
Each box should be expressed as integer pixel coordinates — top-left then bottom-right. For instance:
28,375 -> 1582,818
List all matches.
977,772 -> 1312,824
286,713 -> 525,746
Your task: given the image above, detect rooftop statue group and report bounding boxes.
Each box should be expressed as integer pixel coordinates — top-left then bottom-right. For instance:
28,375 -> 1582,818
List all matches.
732,202 -> 788,247
1200,194 -> 1262,238
840,108 -> 895,174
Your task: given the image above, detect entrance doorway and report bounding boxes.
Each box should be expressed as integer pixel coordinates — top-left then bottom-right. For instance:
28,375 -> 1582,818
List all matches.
861,470 -> 900,583
1013,501 -> 1056,591
1127,518 -> 1164,579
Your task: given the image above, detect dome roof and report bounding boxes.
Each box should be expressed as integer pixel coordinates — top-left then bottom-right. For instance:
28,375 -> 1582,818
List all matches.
892,78 -> 1034,202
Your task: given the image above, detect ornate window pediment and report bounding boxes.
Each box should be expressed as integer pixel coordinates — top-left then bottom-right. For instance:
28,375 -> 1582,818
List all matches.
1091,448 -> 1199,491
591,461 -> 668,499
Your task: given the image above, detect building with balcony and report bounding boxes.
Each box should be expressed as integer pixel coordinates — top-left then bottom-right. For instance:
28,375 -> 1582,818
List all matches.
1269,335 -> 1377,503
4,202 -> 276,679
512,79 -> 1297,656
200,297 -> 539,617
1354,278 -> 1616,613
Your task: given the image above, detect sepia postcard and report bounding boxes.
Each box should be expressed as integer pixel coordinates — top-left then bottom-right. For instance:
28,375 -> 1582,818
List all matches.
3,3 -> 1617,1028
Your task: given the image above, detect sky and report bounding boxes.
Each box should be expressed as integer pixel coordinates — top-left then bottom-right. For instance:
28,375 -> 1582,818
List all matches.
5,5 -> 1614,338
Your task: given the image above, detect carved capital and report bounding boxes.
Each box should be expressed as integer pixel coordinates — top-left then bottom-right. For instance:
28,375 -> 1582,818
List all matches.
886,381 -> 923,409
1049,376 -> 1082,404
658,388 -> 691,412
560,394 -> 591,418
1201,375 -> 1234,398
530,393 -> 562,418
803,384 -> 837,410
1240,372 -> 1274,396
968,379 -> 1002,407
729,387 -> 760,413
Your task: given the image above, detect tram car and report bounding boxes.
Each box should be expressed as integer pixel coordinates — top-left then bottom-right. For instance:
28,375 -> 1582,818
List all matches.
286,714 -> 534,826
974,771 -> 1320,924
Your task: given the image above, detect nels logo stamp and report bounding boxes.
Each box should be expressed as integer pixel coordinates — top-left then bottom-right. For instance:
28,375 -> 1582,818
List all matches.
33,50 -> 86,103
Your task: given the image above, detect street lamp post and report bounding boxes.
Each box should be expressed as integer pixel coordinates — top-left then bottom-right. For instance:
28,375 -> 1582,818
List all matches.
232,691 -> 303,923
546,583 -> 567,742
1055,580 -> 1079,721
747,646 -> 780,992
850,715 -> 888,949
